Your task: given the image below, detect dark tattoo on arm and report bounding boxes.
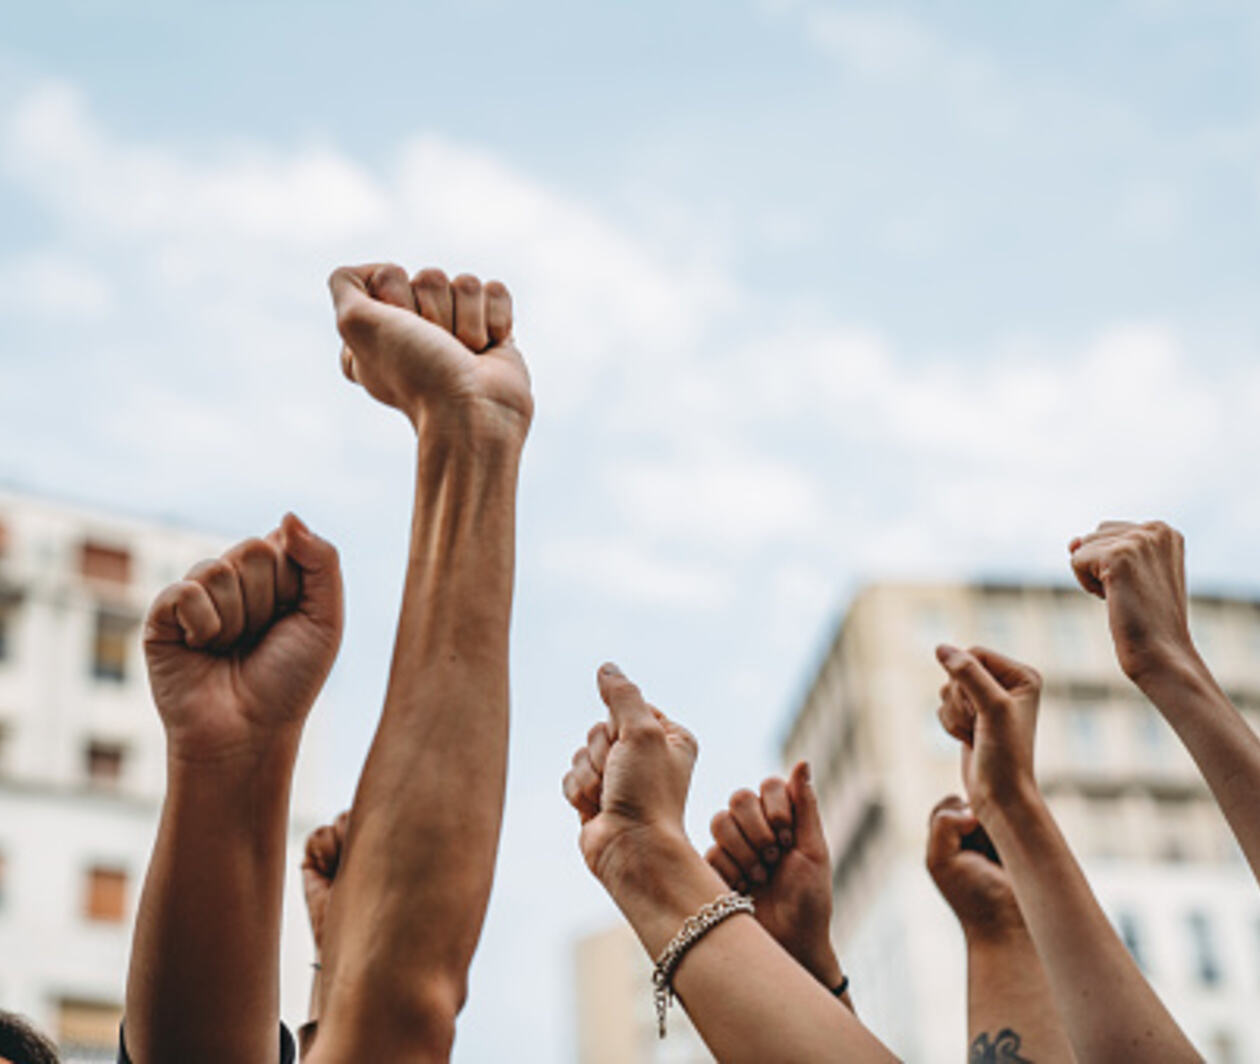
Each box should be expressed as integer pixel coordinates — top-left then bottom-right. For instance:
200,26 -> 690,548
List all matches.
970,1028 -> 1033,1064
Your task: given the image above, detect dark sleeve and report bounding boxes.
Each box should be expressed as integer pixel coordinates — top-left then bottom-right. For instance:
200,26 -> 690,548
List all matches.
119,1022 -> 296,1064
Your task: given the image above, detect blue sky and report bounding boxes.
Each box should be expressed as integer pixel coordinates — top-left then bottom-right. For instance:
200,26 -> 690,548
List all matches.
2,1 -> 1258,1058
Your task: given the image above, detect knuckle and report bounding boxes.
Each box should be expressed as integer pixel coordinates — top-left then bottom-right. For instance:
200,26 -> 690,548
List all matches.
710,810 -> 732,836
586,722 -> 606,745
453,272 -> 482,295
484,279 -> 510,300
371,262 -> 407,288
414,267 -> 449,289
730,788 -> 758,812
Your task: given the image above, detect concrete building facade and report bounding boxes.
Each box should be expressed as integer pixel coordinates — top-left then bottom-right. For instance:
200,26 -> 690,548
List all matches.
784,580 -> 1260,1064
0,487 -> 326,1061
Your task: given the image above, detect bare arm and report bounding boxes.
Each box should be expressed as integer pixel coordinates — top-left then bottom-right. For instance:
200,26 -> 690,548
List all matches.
564,666 -> 899,1064
925,796 -> 1075,1063
937,645 -> 1199,1063
125,518 -> 343,1064
1071,520 -> 1260,886
308,265 -> 531,1062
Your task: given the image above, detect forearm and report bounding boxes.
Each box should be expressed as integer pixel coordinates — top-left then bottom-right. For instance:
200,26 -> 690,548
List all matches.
966,927 -> 1076,1062
983,788 -> 1198,1062
604,833 -> 897,1064
1138,651 -> 1260,880
125,737 -> 299,1064
317,411 -> 523,1049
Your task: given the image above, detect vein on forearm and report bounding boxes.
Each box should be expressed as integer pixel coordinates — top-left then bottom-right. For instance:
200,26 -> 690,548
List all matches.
319,425 -> 523,1031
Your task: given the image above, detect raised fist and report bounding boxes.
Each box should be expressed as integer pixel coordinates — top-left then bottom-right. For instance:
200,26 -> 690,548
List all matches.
1069,520 -> 1195,686
328,264 -> 533,436
925,796 -> 1022,940
143,513 -> 343,762
705,762 -> 840,986
302,811 -> 349,956
562,664 -> 698,887
936,644 -> 1042,822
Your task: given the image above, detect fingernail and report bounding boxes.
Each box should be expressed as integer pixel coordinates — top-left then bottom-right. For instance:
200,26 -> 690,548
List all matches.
800,761 -> 812,784
750,865 -> 767,885
935,643 -> 960,665
286,512 -> 310,536
778,829 -> 794,849
599,661 -> 623,678
763,846 -> 780,864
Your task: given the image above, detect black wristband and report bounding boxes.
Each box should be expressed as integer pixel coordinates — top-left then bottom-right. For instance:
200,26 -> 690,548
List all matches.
830,974 -> 850,998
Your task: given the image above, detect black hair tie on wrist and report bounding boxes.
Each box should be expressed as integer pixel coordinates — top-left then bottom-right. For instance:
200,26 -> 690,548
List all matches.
830,974 -> 850,998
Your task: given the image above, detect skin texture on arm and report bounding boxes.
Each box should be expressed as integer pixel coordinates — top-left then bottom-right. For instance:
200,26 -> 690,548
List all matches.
124,516 -> 344,1064
563,664 -> 900,1064
925,796 -> 1076,1064
704,763 -> 853,1011
936,644 -> 1200,1064
306,264 -> 531,1063
1070,520 -> 1260,887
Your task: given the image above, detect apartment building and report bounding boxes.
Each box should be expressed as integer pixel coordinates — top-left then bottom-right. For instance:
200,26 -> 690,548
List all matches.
0,487 -> 326,1061
783,581 -> 1260,1064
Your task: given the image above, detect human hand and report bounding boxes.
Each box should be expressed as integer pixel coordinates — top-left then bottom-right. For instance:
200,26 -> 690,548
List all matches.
705,762 -> 840,987
302,811 -> 349,958
562,663 -> 699,889
143,513 -> 343,762
925,795 -> 1023,942
328,263 -> 533,437
935,645 -> 1042,822
1069,520 -> 1197,687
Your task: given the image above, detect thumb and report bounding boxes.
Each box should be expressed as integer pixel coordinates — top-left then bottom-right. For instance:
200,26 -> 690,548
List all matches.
597,662 -> 654,736
328,264 -> 394,348
281,513 -> 343,633
787,761 -> 828,859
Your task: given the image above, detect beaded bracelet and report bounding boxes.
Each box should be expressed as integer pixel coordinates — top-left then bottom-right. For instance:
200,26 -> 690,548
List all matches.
651,891 -> 755,1037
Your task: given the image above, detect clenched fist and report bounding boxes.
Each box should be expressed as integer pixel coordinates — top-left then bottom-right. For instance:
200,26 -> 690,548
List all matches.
936,644 -> 1042,823
143,513 -> 343,763
1069,520 -> 1197,687
925,796 -> 1022,941
328,264 -> 533,437
562,664 -> 698,889
705,763 -> 842,988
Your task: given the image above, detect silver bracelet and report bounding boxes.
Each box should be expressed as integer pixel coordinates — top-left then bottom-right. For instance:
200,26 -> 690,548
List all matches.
651,891 -> 755,1038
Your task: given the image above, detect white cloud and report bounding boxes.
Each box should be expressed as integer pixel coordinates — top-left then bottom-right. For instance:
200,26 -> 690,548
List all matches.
0,252 -> 113,315
540,536 -> 732,609
6,83 -> 389,242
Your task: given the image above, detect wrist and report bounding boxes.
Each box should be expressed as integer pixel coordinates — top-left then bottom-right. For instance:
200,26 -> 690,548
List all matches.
802,946 -> 843,989
412,397 -> 530,450
165,723 -> 301,782
1129,642 -> 1215,702
595,823 -> 695,899
970,774 -> 1041,828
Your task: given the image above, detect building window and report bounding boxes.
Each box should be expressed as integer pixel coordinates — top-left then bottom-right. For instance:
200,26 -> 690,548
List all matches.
84,865 -> 128,922
1186,910 -> 1221,987
91,610 -> 134,683
85,740 -> 126,787
1068,704 -> 1101,766
1116,910 -> 1146,971
80,541 -> 131,584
